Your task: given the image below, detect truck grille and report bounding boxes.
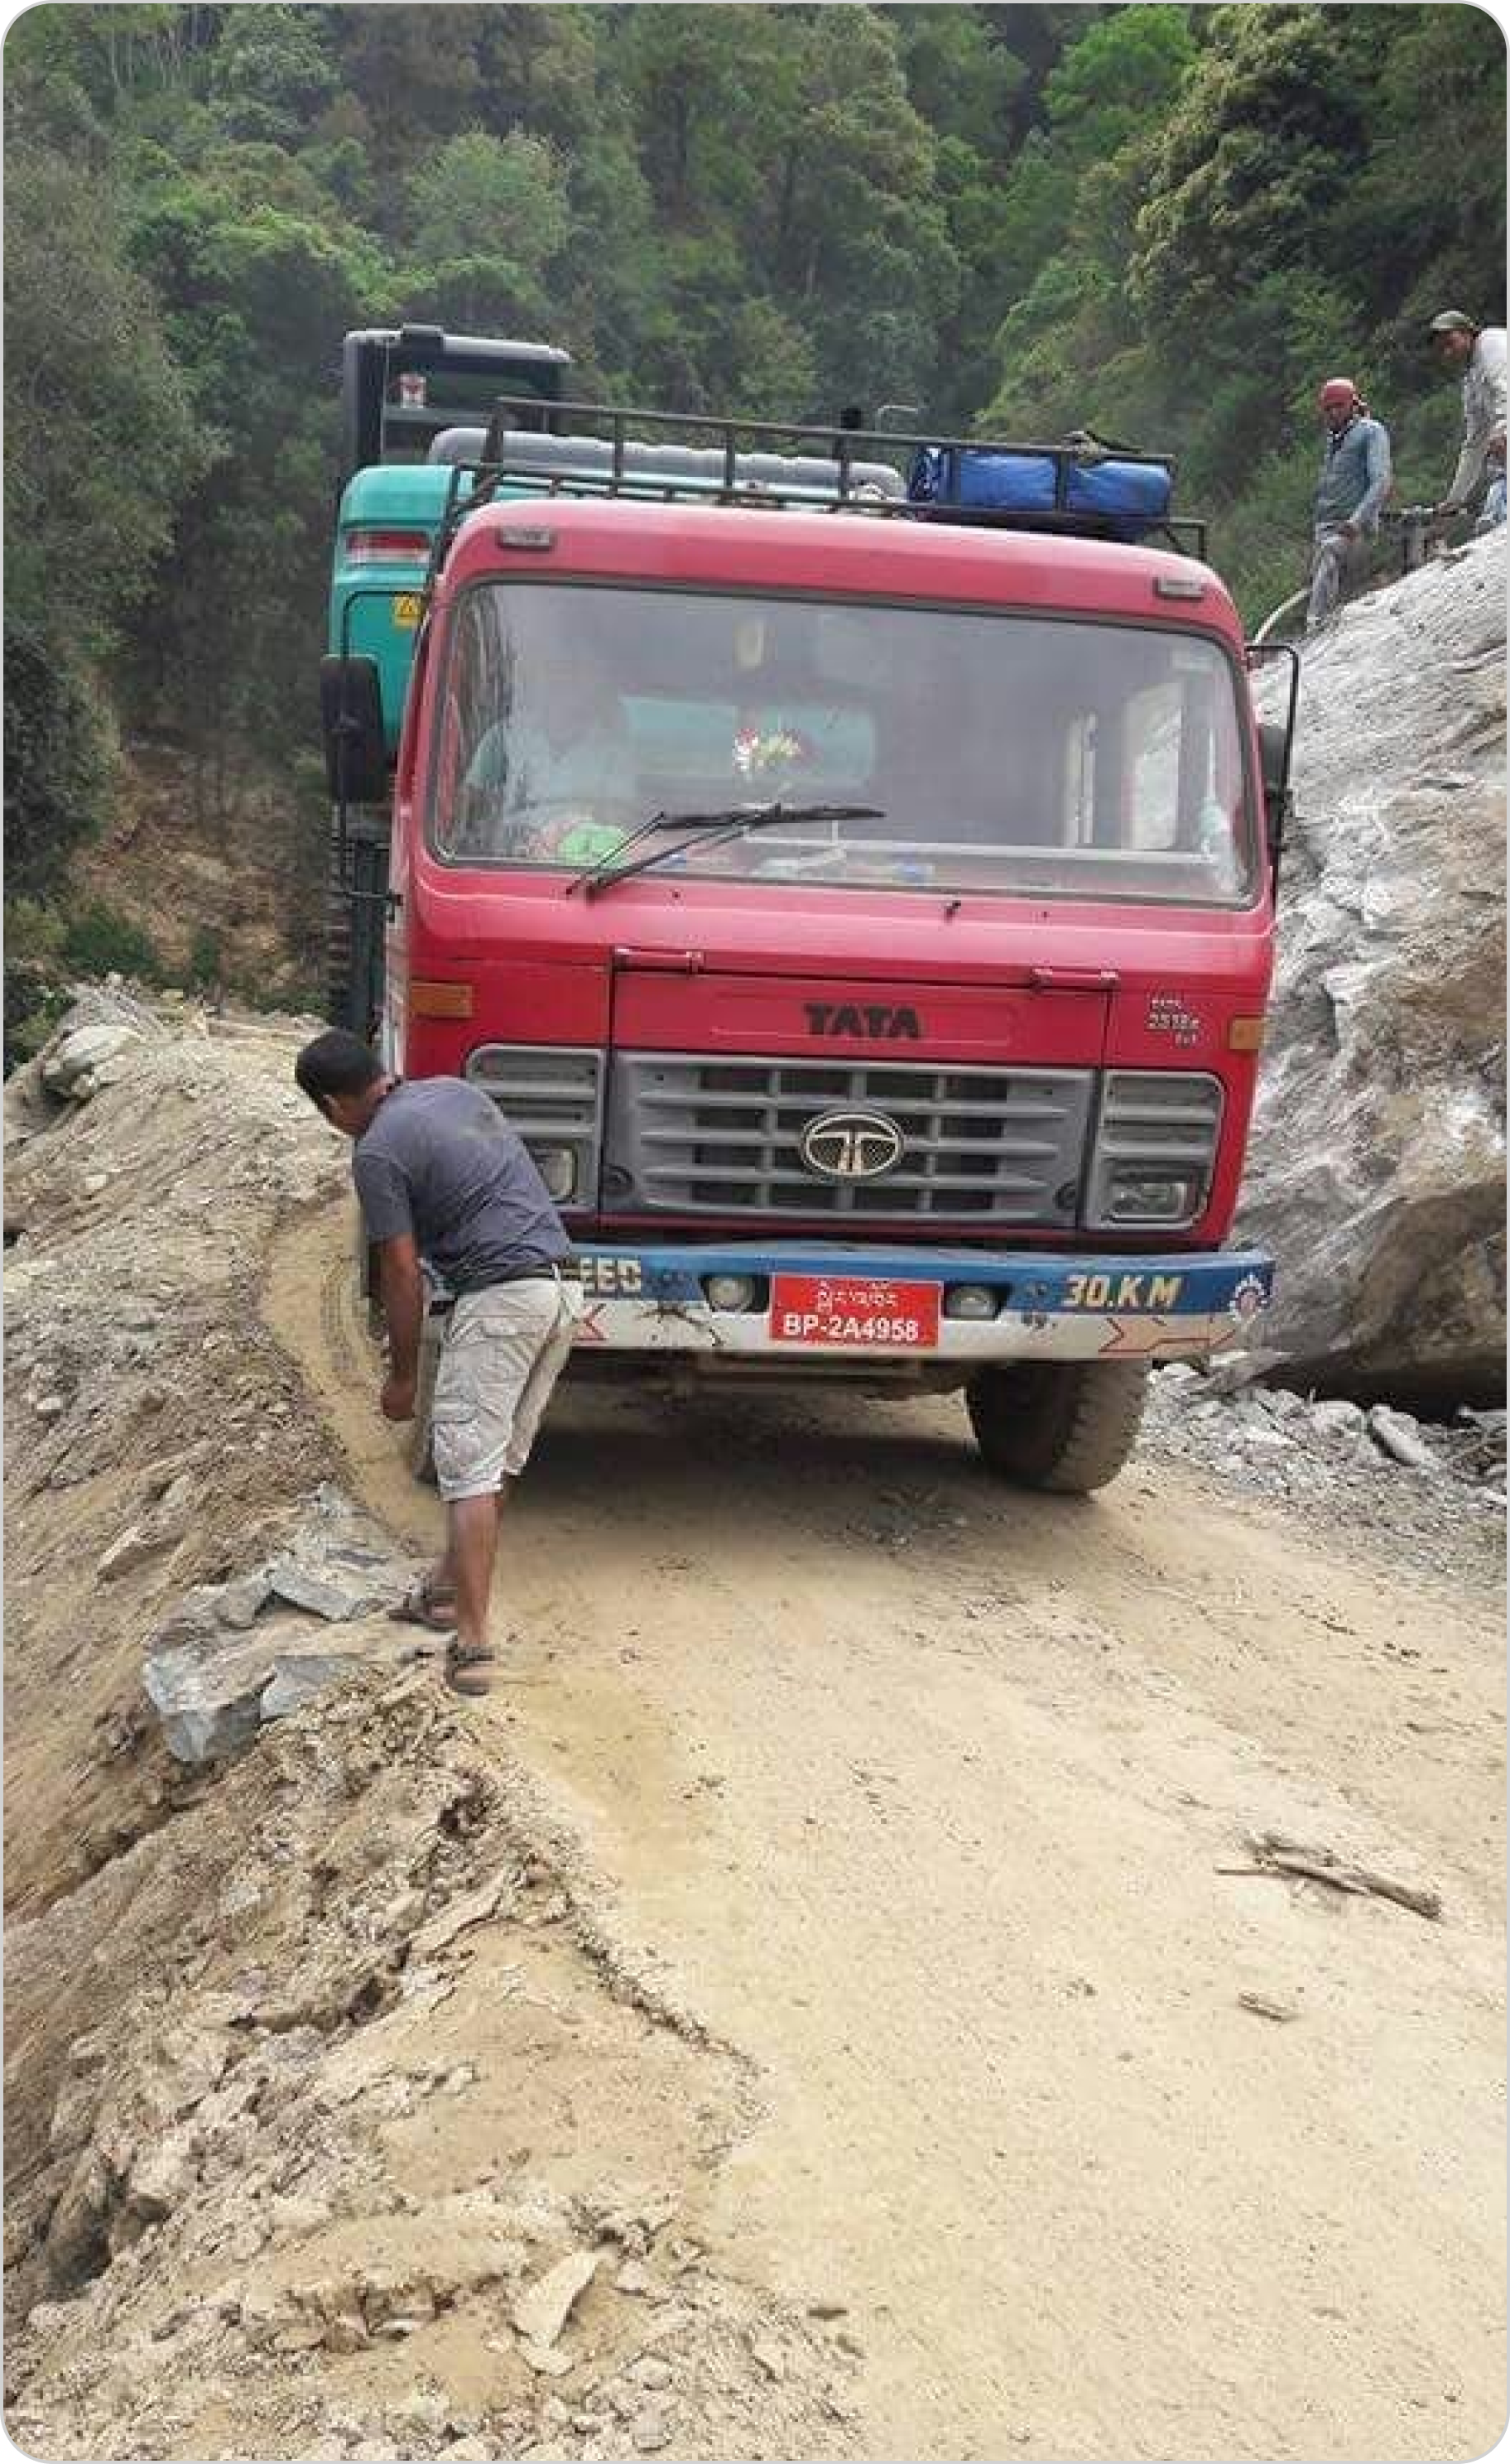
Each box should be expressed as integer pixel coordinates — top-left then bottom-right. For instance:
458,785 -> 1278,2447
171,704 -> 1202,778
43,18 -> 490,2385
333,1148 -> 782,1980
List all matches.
606,1052 -> 1094,1225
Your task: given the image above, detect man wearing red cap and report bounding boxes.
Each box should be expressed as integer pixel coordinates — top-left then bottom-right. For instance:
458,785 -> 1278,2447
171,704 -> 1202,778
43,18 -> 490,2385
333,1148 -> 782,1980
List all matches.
1306,377 -> 1392,630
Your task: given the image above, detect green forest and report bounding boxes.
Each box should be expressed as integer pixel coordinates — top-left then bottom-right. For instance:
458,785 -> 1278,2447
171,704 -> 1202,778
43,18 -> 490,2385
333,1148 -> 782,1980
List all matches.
3,2 -> 1505,1028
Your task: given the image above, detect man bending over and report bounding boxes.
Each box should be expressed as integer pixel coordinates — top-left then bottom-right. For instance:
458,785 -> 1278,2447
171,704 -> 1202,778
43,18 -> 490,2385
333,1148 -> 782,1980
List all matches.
295,1031 -> 579,1695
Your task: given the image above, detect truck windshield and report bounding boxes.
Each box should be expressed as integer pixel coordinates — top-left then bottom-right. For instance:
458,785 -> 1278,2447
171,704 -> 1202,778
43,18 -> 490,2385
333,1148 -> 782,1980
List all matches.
429,581 -> 1257,907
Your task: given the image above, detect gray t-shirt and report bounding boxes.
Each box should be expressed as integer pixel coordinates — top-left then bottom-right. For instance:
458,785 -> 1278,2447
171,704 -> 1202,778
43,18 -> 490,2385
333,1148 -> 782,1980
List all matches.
353,1078 -> 569,1293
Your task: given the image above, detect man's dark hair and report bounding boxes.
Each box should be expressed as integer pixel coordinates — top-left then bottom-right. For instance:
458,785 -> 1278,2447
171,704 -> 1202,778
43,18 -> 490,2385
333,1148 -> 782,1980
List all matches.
295,1029 -> 382,1109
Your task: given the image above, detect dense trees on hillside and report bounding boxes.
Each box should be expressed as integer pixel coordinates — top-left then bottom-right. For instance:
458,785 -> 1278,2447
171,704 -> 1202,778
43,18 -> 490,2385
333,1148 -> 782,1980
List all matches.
981,3 -> 1505,611
3,3 -> 1504,970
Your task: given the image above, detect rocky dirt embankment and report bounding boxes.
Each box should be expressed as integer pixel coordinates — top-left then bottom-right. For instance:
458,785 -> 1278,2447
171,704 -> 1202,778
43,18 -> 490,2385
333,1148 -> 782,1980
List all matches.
3,998 -> 859,2463
4,990 -> 342,1902
1245,527 -> 1506,1402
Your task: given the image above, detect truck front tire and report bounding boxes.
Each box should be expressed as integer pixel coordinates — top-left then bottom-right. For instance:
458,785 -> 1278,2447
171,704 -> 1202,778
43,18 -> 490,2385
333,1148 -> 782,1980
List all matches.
966,1360 -> 1149,1494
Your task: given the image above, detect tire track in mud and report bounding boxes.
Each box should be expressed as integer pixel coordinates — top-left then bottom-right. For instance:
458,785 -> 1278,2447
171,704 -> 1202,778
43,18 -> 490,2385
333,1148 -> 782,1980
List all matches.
267,1202 -> 439,1554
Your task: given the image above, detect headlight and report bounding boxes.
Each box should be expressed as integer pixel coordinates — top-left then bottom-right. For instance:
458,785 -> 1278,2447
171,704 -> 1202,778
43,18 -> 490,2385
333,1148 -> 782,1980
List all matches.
945,1283 -> 998,1319
1085,1072 -> 1223,1230
705,1273 -> 757,1311
1105,1175 -> 1196,1223
532,1146 -> 577,1201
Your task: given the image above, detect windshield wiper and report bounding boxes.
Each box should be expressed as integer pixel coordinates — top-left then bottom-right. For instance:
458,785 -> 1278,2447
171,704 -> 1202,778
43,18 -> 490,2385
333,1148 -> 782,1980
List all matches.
566,803 -> 884,899
560,802 -> 724,893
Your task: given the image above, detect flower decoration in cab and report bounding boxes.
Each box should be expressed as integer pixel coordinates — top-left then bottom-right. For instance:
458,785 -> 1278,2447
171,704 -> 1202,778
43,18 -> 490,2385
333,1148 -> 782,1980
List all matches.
733,724 -> 813,782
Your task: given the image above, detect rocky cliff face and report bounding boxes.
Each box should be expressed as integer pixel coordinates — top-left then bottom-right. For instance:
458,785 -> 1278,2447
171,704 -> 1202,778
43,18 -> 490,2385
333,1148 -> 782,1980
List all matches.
1243,531 -> 1506,1403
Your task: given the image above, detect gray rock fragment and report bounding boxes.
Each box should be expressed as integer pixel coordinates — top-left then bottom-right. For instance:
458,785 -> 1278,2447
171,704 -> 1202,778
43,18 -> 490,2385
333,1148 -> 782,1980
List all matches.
151,1586 -> 235,1650
142,1615 -> 377,1763
266,1559 -> 375,1621
216,1570 -> 273,1630
1368,1404 -> 1439,1472
142,1635 -> 272,1765
40,1022 -> 145,1102
1259,1384 -> 1310,1422
259,1651 -> 366,1722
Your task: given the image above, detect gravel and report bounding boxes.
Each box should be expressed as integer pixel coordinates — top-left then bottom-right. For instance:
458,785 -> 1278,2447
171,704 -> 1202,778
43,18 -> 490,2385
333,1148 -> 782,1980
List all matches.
1143,1361 -> 1505,1587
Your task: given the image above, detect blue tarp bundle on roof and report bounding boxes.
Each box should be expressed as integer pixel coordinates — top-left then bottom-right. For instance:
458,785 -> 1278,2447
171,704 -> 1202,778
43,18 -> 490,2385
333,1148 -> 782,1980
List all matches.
907,440 -> 1173,541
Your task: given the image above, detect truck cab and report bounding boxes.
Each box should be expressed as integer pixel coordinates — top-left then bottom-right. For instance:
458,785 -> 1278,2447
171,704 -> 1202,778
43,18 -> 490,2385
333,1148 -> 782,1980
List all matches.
324,326 -> 570,1028
325,388 -> 1287,1490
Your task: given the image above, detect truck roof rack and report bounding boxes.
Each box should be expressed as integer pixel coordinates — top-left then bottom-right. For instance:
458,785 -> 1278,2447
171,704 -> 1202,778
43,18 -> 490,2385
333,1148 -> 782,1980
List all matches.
422,393 -> 1209,578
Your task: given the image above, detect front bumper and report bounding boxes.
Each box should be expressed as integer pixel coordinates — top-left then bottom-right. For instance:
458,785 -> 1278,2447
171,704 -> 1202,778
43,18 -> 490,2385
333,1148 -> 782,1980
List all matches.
566,1240 -> 1273,1365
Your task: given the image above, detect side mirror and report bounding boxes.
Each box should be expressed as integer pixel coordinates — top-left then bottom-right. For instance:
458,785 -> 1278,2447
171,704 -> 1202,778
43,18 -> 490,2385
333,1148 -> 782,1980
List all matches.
1258,717 -> 1291,864
320,656 -> 387,803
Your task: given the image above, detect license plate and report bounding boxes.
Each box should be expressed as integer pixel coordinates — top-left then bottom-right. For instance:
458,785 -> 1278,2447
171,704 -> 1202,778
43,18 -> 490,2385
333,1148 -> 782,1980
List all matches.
771,1273 -> 940,1350
392,592 -> 422,628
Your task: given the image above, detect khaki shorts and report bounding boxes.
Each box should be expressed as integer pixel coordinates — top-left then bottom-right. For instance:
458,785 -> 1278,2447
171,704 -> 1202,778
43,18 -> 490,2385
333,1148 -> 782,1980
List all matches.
430,1274 -> 582,1502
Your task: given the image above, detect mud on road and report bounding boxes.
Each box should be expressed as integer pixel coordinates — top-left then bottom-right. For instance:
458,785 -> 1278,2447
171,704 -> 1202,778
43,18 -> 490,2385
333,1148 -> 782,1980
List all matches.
4,1012 -> 1504,2464
266,1198 -> 1506,2464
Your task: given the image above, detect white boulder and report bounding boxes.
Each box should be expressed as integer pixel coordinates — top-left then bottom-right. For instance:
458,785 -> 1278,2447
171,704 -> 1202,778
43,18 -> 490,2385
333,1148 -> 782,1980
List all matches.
1243,532 -> 1506,1402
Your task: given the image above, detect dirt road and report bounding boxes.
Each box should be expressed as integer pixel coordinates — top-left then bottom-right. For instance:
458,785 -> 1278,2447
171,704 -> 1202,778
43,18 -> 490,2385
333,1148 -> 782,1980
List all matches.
267,1199 -> 1506,2464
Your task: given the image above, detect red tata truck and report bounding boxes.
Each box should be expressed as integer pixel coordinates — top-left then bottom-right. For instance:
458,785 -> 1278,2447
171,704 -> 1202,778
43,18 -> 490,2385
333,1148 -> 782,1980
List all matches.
324,373 -> 1291,1492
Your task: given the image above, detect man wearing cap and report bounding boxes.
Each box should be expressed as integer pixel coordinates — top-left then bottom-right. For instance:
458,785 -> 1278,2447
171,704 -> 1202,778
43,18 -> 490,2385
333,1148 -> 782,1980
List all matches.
1306,378 -> 1392,630
1429,310 -> 1507,528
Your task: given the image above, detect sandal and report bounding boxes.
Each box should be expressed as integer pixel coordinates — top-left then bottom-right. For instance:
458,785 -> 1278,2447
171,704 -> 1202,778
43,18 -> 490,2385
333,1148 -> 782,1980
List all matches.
388,1574 -> 457,1633
445,1639 -> 495,1698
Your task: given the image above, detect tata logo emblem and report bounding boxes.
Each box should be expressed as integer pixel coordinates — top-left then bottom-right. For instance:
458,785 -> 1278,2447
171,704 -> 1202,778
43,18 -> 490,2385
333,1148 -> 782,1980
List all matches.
805,1003 -> 921,1041
798,1109 -> 906,1181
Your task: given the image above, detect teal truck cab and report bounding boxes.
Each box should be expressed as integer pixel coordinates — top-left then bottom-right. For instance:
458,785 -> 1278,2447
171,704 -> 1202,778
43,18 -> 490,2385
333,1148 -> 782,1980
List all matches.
325,326 -> 570,1024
